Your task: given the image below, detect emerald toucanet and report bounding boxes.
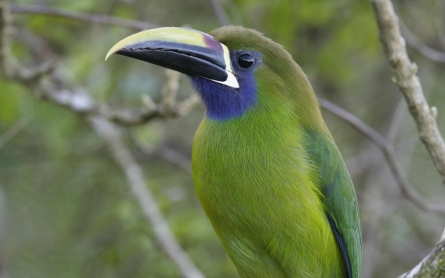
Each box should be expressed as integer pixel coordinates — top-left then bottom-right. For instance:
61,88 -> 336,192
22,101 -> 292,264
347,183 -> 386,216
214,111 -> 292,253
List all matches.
106,26 -> 362,278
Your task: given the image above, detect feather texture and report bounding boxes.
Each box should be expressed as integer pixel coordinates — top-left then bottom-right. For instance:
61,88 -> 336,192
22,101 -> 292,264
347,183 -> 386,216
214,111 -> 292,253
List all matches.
192,26 -> 362,278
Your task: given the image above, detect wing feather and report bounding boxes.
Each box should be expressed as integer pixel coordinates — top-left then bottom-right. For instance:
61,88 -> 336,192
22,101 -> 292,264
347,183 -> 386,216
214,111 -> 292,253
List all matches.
305,130 -> 362,278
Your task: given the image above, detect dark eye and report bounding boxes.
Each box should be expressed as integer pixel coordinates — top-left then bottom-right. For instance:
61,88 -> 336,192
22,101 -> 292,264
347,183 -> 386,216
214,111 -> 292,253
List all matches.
237,53 -> 255,69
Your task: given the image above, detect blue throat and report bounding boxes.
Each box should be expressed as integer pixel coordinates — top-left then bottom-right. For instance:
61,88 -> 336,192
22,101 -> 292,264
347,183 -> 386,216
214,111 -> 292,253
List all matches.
191,71 -> 257,121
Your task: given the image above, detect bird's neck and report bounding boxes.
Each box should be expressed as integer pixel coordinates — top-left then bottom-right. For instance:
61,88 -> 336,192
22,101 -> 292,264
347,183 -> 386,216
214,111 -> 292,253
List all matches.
191,76 -> 257,121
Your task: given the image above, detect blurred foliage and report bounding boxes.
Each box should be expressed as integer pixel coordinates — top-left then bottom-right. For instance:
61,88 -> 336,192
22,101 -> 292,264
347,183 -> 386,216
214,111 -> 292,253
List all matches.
1,0 -> 445,277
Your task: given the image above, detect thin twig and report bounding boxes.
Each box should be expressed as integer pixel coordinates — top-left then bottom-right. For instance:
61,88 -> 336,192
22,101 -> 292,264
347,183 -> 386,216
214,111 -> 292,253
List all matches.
1,3 -> 61,81
5,81 -> 204,278
20,77 -> 196,126
0,183 -> 8,277
400,21 -> 445,64
23,67 -> 203,278
10,4 -> 158,31
361,99 -> 408,278
133,140 -> 192,175
17,57 -> 59,83
319,98 -> 445,214
371,0 -> 445,184
319,99 -> 386,148
0,1 -> 204,276
155,145 -> 192,174
0,0 -> 16,78
435,0 -> 445,49
177,94 -> 201,115
387,99 -> 406,142
91,117 -> 204,278
0,118 -> 28,150
208,0 -> 229,26
161,69 -> 180,113
2,6 -> 188,125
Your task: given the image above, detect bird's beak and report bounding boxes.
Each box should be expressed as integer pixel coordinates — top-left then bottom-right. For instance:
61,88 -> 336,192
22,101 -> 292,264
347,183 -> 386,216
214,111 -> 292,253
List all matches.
106,27 -> 239,88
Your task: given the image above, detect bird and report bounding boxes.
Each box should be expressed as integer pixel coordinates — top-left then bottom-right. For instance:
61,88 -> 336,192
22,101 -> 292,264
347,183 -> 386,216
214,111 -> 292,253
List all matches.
106,26 -> 362,278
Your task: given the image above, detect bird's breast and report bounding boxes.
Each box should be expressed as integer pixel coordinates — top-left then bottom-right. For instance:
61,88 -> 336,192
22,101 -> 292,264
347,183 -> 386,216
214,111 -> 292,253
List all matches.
192,117 -> 324,232
191,117 -> 345,277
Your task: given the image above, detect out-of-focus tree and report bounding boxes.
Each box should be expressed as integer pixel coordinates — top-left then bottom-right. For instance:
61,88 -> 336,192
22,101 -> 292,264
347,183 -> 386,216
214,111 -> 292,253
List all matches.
0,0 -> 444,277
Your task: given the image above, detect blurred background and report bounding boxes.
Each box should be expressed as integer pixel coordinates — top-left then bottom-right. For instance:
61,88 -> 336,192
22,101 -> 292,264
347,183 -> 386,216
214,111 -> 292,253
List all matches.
0,0 -> 444,277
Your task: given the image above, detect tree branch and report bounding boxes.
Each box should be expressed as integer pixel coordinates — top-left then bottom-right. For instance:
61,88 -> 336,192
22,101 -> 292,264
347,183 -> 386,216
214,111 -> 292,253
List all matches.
91,117 -> 204,278
435,0 -> 445,49
161,70 -> 181,112
0,0 -> 16,78
400,21 -> 445,64
398,237 -> 445,278
3,77 -> 204,277
0,1 -> 204,277
370,0 -> 445,184
24,80 -> 203,277
0,182 -> 7,278
3,4 -> 199,125
5,69 -> 199,126
208,0 -> 229,26
0,118 -> 28,151
1,2 -> 60,81
131,139 -> 192,175
10,4 -> 158,31
360,99 -> 413,278
4,1 -> 445,276
319,98 -> 445,214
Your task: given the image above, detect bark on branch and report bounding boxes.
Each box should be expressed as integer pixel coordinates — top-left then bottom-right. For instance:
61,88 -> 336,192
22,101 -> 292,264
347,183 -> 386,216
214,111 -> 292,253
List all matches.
10,4 -> 158,31
0,1 -> 204,277
371,0 -> 445,184
92,117 -> 204,278
398,237 -> 445,278
371,0 -> 445,276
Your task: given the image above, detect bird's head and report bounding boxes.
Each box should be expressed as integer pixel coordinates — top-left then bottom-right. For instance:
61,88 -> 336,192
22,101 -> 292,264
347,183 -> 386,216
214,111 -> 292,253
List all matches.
106,26 -> 316,122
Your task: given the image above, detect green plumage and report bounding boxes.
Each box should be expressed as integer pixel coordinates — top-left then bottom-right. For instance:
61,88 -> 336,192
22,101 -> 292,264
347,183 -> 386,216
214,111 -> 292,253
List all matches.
106,25 -> 362,278
192,27 -> 362,277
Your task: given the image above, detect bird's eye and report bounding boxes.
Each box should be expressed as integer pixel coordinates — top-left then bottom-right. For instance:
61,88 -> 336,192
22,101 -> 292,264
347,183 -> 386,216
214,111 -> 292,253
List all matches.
237,53 -> 255,69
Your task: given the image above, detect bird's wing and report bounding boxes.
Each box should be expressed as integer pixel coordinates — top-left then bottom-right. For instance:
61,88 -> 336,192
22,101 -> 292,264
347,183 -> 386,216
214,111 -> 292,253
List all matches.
305,130 -> 362,278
